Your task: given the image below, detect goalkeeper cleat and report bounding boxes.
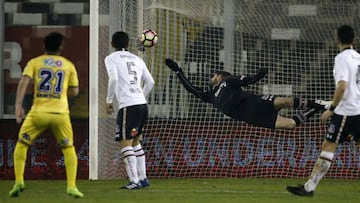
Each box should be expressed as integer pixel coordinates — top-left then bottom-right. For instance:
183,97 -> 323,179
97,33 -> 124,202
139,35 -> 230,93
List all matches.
67,187 -> 84,198
286,185 -> 314,197
9,183 -> 25,197
140,178 -> 150,188
121,182 -> 142,190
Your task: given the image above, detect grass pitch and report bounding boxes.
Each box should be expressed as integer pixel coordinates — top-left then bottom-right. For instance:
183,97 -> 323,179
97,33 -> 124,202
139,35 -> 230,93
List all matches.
0,178 -> 358,203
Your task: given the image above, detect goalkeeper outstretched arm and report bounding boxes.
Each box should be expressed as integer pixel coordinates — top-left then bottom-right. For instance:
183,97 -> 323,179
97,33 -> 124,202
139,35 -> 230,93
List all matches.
226,67 -> 268,87
165,58 -> 211,103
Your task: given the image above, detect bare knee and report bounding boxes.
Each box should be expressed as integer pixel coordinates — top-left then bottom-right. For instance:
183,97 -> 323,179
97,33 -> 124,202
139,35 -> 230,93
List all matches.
321,140 -> 338,152
275,116 -> 297,129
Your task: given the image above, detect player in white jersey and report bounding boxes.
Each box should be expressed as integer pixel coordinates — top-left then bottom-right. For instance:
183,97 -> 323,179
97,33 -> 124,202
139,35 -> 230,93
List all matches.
287,25 -> 360,196
105,31 -> 155,189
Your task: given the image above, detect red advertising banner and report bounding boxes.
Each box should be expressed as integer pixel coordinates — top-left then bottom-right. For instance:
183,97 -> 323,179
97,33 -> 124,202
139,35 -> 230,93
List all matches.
143,120 -> 360,179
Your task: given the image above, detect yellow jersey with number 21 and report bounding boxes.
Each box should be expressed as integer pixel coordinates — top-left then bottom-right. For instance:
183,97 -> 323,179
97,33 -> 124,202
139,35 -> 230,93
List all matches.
22,54 -> 79,114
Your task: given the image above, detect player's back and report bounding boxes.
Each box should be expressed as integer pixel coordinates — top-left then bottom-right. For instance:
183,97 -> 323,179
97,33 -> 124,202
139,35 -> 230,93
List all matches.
23,54 -> 79,114
334,49 -> 360,115
105,51 -> 149,109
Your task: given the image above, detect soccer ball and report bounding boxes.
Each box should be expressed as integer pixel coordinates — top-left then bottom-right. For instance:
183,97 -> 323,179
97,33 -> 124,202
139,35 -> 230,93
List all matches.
139,29 -> 158,47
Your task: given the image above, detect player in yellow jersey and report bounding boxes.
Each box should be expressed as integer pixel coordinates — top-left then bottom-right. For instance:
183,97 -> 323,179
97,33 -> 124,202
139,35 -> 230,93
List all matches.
9,32 -> 84,198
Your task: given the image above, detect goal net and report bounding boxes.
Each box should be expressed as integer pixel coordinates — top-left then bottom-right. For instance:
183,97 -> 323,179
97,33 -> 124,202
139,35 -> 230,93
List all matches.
90,0 -> 360,180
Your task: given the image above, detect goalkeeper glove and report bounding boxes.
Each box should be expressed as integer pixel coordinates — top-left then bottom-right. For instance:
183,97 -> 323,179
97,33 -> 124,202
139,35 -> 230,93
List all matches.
165,58 -> 181,73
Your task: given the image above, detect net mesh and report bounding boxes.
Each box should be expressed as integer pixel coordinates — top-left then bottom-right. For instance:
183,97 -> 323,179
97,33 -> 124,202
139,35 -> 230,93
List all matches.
96,0 -> 360,179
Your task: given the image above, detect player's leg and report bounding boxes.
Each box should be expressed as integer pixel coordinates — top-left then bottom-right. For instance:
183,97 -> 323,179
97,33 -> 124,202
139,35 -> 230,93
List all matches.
274,116 -> 296,129
117,106 -> 142,189
274,108 -> 318,129
273,97 -> 331,111
9,112 -> 45,197
286,114 -> 350,196
52,113 -> 83,198
303,140 -> 337,191
286,139 -> 337,196
133,135 -> 150,187
132,104 -> 150,187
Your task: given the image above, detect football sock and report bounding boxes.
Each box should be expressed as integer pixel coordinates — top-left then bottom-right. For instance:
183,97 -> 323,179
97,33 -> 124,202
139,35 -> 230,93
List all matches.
62,146 -> 78,188
307,100 -> 326,110
293,98 -> 307,109
292,109 -> 317,125
133,144 -> 147,180
304,151 -> 333,192
294,98 -> 328,110
13,142 -> 29,185
121,146 -> 139,183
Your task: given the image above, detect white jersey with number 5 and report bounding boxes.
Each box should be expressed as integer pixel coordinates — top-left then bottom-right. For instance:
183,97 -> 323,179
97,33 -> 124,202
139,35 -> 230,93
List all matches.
333,49 -> 360,115
105,50 -> 155,110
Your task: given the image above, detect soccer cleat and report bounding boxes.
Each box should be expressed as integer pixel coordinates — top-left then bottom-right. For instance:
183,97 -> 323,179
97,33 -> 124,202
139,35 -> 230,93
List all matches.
314,100 -> 332,111
9,183 -> 25,197
121,182 -> 142,190
286,185 -> 314,197
67,187 -> 84,198
140,178 -> 150,188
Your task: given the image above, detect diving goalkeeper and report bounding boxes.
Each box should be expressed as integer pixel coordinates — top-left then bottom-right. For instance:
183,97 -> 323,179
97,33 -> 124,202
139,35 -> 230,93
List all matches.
165,58 -> 330,129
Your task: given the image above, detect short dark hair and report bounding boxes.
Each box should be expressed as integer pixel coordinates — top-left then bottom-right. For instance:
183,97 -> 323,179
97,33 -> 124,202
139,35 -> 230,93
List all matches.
215,70 -> 231,78
337,25 -> 354,45
112,31 -> 129,49
44,32 -> 63,53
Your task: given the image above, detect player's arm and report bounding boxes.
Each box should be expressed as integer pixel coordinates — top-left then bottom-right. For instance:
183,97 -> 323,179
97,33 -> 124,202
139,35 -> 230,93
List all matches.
104,57 -> 118,114
331,81 -> 346,107
321,80 -> 346,122
228,68 -> 268,87
15,75 -> 31,123
142,64 -> 155,97
321,57 -> 347,122
68,87 -> 79,97
165,58 -> 211,102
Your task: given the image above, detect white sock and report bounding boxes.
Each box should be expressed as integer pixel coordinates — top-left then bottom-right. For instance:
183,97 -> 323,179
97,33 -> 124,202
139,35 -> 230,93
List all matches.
133,144 -> 147,180
304,151 -> 334,192
120,146 -> 139,183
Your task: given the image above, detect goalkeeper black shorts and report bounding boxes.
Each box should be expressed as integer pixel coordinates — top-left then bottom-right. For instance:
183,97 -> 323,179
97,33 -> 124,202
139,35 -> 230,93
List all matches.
234,94 -> 278,129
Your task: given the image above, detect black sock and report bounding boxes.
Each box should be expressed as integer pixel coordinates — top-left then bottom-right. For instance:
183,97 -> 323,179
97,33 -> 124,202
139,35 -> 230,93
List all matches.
307,100 -> 325,110
293,98 -> 300,109
293,98 -> 307,109
292,113 -> 305,125
292,109 -> 318,126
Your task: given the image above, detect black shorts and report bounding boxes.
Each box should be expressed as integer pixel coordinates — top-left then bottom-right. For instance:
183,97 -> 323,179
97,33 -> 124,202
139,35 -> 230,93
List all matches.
325,114 -> 360,144
235,95 -> 278,129
115,104 -> 148,141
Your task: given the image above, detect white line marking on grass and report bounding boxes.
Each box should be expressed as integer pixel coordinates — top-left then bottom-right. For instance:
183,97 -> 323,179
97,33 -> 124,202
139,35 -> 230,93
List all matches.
135,189 -> 288,194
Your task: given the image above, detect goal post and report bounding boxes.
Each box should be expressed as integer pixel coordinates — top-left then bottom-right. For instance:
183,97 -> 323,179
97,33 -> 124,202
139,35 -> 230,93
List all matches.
89,0 -> 360,180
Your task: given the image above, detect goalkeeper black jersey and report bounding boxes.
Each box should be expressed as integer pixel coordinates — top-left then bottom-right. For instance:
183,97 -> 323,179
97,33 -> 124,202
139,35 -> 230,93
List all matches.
175,71 -> 264,120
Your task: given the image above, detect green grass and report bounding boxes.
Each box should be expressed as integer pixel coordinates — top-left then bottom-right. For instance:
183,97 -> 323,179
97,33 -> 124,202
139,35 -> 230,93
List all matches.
0,178 -> 359,203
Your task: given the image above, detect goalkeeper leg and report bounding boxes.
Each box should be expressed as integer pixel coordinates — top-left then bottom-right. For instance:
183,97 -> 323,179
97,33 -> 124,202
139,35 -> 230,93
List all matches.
274,97 -> 331,111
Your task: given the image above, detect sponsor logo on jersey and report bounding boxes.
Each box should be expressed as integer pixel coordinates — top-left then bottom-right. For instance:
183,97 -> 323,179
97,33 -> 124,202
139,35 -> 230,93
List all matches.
44,58 -> 63,67
214,82 -> 227,97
